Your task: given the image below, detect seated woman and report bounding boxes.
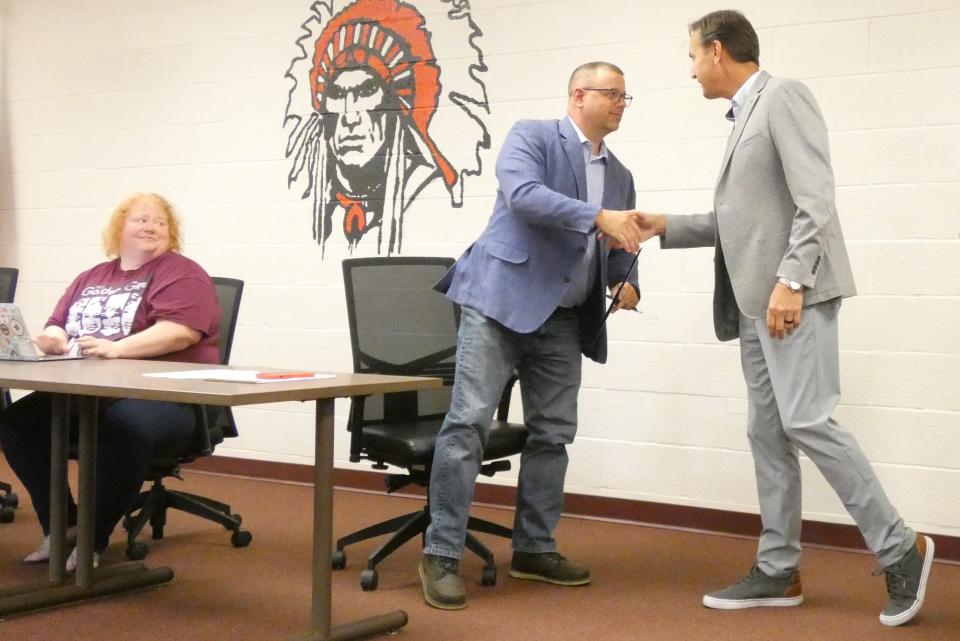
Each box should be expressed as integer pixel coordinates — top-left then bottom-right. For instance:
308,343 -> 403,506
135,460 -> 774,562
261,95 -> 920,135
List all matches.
0,193 -> 220,570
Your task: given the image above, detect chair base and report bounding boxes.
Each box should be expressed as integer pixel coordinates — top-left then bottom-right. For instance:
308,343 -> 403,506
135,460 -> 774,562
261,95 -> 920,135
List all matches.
123,478 -> 251,559
0,480 -> 17,523
333,505 -> 512,591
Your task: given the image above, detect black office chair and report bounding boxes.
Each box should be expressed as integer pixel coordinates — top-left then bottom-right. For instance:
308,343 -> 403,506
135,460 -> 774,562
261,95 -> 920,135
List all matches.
0,266 -> 21,523
335,257 -> 528,590
122,276 -> 252,559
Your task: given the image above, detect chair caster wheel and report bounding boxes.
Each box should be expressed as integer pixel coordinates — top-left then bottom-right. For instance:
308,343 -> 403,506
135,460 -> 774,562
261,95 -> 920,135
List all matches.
481,566 -> 497,586
332,549 -> 347,570
126,542 -> 149,560
360,569 -> 379,591
0,506 -> 14,523
231,530 -> 252,547
3,492 -> 18,509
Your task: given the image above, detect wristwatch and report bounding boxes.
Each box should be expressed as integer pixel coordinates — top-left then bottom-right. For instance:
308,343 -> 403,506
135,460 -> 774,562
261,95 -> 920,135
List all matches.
777,277 -> 803,292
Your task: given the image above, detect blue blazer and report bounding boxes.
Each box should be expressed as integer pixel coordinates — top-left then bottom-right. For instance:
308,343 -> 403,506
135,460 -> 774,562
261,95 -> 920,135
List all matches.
436,118 -> 638,363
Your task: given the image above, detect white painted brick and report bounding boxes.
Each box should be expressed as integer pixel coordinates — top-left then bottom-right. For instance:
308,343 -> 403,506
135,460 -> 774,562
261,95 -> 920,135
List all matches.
832,127 -> 960,186
734,2 -> 828,28
833,405 -> 960,469
680,137 -> 729,190
637,188 -> 715,215
620,140 -> 685,192
838,184 -> 960,241
839,464 -> 960,533
921,67 -> 960,125
819,0 -> 923,21
6,33 -> 292,100
839,295 -> 960,354
681,247 -> 716,294
630,88 -> 728,144
231,325 -> 353,373
608,292 -> 716,345
870,9 -> 960,71
578,388 -> 749,450
856,240 -> 960,296
818,72 -> 922,131
772,21 -> 870,79
868,351 -> 960,411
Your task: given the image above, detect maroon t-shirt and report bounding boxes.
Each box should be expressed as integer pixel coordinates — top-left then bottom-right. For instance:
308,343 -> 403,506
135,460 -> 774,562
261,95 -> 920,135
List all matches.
47,252 -> 220,364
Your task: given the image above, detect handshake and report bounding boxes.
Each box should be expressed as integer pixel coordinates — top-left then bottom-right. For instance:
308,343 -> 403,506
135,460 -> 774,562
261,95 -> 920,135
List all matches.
594,209 -> 665,254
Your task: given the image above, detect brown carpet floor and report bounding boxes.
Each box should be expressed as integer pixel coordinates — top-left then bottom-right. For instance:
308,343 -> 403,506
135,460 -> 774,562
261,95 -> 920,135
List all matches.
0,462 -> 957,641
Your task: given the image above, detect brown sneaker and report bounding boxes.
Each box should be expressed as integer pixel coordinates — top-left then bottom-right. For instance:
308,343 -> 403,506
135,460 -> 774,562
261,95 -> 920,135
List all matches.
419,554 -> 466,610
508,551 -> 590,586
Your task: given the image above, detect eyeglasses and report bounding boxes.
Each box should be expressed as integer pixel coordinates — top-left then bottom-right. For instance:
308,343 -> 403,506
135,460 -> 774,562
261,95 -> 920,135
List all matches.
581,87 -> 633,106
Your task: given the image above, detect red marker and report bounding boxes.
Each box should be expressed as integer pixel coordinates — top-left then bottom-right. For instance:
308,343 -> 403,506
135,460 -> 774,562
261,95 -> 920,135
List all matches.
256,371 -> 315,380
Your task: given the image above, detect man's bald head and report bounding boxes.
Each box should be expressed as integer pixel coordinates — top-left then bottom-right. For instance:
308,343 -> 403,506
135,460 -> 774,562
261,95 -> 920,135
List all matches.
568,61 -> 625,95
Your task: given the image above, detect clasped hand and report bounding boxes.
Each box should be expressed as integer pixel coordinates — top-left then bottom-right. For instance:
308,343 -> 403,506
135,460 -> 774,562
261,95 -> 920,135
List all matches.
74,336 -> 122,359
595,210 -> 664,253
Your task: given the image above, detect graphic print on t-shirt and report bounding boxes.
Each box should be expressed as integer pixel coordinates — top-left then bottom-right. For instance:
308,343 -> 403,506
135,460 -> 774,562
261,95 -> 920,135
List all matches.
64,278 -> 148,340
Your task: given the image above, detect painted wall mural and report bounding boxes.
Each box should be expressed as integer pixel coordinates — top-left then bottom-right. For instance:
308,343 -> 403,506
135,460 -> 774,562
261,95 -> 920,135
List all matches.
284,0 -> 490,256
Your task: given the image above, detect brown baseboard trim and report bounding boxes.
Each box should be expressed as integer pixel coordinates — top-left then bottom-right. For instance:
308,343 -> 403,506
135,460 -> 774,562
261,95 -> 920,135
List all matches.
189,455 -> 959,563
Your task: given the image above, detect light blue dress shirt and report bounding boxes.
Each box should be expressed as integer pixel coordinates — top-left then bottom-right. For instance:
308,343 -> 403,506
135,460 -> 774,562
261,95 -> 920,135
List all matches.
558,116 -> 605,308
726,69 -> 761,122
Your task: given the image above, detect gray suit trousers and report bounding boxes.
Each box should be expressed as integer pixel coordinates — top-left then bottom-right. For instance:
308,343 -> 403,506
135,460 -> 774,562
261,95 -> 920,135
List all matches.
738,298 -> 915,576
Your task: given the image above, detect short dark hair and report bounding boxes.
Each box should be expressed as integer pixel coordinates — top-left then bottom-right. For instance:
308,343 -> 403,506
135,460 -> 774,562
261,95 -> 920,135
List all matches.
689,10 -> 759,65
568,61 -> 625,95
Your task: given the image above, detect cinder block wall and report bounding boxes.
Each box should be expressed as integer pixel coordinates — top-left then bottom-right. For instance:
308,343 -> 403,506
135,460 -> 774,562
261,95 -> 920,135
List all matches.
1,0 -> 957,536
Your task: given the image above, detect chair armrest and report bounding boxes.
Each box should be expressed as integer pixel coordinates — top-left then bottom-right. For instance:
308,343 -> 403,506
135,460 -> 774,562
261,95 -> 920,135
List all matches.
193,404 -> 214,456
347,395 -> 370,462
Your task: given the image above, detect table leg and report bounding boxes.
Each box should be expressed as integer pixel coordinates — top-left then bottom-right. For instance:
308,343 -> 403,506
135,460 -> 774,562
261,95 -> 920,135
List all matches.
0,394 -> 174,617
75,395 -> 97,587
289,398 -> 407,641
48,394 -> 69,584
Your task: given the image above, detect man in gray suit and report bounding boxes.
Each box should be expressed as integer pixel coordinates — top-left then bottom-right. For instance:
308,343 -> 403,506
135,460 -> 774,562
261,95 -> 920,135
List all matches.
419,61 -> 643,610
636,10 -> 933,627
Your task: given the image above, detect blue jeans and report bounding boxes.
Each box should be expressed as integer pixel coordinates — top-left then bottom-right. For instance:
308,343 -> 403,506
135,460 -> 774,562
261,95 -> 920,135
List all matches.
424,306 -> 582,559
0,392 -> 198,551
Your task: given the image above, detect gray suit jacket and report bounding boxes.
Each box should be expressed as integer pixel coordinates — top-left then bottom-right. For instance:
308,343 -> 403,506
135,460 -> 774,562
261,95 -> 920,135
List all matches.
663,71 -> 856,341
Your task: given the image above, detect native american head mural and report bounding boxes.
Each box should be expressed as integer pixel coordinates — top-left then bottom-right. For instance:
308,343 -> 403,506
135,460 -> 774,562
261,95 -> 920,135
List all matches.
284,0 -> 490,256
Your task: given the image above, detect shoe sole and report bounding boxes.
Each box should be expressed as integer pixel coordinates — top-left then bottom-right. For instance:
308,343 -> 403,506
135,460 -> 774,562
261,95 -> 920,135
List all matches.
879,535 -> 934,627
508,569 -> 591,586
702,595 -> 804,610
418,563 -> 467,610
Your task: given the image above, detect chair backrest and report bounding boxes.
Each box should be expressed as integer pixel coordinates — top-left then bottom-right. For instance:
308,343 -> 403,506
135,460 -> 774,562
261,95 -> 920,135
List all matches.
0,268 -> 17,409
0,267 -> 18,304
211,277 -> 244,366
209,277 -> 244,440
342,257 -> 458,429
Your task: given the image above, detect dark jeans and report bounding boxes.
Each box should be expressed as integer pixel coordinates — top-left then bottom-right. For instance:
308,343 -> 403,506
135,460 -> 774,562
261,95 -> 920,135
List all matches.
0,392 -> 197,551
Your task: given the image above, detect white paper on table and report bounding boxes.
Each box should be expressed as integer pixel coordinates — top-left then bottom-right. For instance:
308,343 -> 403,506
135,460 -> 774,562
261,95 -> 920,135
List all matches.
143,369 -> 335,383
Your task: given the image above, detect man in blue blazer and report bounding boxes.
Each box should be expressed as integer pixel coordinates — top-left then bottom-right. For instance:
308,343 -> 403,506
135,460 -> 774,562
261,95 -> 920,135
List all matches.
419,61 -> 643,610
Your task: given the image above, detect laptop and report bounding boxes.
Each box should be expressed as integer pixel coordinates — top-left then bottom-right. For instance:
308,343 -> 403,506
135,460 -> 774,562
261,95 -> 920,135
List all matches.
0,304 -> 84,361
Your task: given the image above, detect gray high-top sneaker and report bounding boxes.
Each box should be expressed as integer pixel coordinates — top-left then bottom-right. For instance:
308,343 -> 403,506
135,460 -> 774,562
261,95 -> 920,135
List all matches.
702,566 -> 803,609
879,534 -> 934,627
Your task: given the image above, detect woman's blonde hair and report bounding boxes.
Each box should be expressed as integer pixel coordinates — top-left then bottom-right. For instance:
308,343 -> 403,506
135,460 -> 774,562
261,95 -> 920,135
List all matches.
102,193 -> 183,257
